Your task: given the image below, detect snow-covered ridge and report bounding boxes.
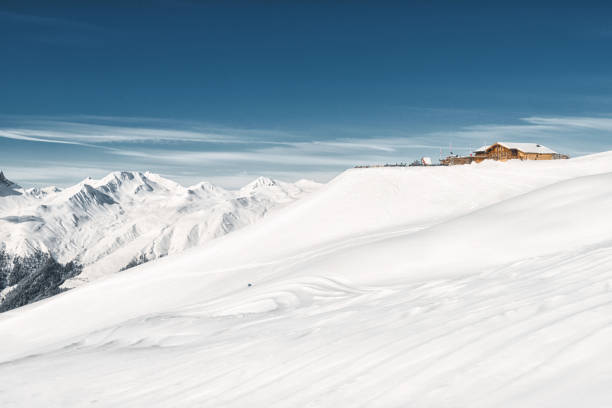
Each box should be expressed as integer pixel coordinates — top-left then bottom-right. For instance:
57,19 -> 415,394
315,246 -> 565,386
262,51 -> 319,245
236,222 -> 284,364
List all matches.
0,171 -> 22,197
0,171 -> 321,287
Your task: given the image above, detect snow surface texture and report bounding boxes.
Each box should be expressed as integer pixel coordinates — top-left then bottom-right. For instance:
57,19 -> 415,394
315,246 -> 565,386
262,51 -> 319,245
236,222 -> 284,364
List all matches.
2,154 -> 612,407
0,172 -> 320,288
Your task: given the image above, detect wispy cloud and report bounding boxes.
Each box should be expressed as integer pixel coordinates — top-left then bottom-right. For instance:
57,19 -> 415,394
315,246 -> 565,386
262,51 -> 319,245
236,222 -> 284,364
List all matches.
2,114 -> 611,188
3,114 -> 611,152
523,116 -> 612,130
0,124 -> 243,145
113,149 -> 373,167
0,130 -> 90,146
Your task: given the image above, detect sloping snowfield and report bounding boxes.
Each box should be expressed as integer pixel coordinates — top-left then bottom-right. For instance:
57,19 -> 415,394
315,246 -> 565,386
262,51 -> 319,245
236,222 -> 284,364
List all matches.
2,153 -> 612,407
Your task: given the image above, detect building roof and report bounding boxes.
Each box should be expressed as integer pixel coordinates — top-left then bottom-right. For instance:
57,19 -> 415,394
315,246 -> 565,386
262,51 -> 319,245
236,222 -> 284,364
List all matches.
474,142 -> 557,155
496,142 -> 557,154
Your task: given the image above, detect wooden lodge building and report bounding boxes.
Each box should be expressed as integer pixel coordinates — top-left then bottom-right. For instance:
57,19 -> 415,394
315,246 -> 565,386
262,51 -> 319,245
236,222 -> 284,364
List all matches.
440,142 -> 569,166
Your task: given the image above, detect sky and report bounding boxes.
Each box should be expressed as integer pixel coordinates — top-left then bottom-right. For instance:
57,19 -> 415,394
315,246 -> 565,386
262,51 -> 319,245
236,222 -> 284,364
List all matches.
1,1 -> 612,188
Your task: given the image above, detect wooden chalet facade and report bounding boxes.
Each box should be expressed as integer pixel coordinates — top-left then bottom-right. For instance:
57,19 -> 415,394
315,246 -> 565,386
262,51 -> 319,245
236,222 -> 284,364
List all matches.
440,142 -> 569,166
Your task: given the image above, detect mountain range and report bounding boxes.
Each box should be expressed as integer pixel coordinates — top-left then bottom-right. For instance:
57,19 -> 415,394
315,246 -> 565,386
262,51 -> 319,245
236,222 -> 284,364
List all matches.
0,171 -> 319,305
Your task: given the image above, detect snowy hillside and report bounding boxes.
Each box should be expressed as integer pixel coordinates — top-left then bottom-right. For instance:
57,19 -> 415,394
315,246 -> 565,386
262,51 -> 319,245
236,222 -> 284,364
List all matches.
0,172 -> 320,306
2,153 -> 612,407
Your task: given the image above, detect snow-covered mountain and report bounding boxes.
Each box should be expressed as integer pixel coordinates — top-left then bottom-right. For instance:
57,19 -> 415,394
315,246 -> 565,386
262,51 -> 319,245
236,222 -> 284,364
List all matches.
2,154 -> 612,407
0,171 -> 320,292
0,171 -> 22,197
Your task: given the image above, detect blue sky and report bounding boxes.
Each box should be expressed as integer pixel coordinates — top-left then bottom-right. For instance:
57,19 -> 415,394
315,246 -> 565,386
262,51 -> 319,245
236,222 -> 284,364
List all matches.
1,1 -> 612,188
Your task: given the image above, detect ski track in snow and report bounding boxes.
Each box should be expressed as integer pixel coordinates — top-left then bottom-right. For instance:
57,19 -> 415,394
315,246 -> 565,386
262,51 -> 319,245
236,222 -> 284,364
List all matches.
2,155 -> 612,407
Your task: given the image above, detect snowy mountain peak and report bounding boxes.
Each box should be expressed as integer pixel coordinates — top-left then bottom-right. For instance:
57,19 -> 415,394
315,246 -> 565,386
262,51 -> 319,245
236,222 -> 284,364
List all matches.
0,171 -> 19,187
95,171 -> 146,189
80,171 -> 185,200
240,176 -> 280,195
141,171 -> 185,192
187,181 -> 227,197
107,171 -> 139,182
0,171 -> 22,197
24,186 -> 62,199
76,184 -> 118,205
250,176 -> 278,188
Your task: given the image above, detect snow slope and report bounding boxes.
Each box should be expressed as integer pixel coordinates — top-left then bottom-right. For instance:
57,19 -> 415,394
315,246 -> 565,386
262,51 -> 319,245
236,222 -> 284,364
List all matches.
2,154 -> 612,407
0,172 -> 320,287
